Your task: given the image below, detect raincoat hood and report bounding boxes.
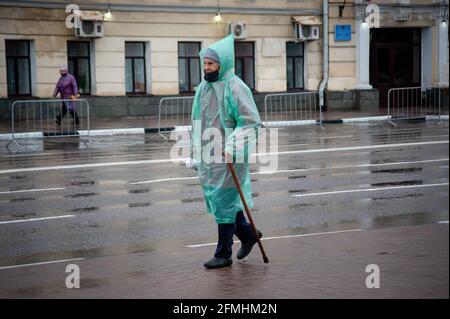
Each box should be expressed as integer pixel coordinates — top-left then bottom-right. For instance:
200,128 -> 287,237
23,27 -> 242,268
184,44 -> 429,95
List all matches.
199,34 -> 235,80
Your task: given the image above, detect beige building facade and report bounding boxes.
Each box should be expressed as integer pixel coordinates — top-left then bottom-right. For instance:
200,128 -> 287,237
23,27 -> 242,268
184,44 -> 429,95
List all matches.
0,0 -> 448,113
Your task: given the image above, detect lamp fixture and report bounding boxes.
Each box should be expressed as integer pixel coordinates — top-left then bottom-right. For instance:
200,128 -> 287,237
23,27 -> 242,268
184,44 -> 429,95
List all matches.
104,0 -> 112,21
214,11 -> 222,23
214,0 -> 222,23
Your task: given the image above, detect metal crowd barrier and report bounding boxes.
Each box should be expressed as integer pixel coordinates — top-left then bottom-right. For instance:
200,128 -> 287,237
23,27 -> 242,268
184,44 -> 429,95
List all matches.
264,91 -> 323,127
6,98 -> 91,150
387,86 -> 446,126
158,96 -> 194,139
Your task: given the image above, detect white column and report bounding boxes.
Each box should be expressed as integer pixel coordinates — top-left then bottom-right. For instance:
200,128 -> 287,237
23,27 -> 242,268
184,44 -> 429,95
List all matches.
437,20 -> 449,86
356,20 -> 373,89
145,41 -> 152,94
421,27 -> 432,87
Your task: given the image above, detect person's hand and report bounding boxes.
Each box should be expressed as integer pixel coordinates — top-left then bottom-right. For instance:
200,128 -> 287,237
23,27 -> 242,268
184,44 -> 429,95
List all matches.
185,158 -> 198,170
224,151 -> 232,164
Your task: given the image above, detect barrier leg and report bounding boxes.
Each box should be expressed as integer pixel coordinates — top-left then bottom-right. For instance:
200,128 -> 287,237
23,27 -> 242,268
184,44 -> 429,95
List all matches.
6,139 -> 21,152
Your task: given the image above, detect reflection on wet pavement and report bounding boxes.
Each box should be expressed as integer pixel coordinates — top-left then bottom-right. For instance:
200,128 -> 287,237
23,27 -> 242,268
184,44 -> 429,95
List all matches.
0,121 -> 447,268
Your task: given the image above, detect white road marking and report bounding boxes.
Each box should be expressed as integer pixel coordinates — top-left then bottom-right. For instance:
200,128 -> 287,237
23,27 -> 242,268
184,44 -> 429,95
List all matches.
131,176 -> 197,185
254,140 -> 448,157
0,158 -> 180,175
291,182 -> 449,198
186,229 -> 364,248
0,215 -> 75,225
0,258 -> 85,271
130,158 -> 448,185
0,140 -> 447,175
0,187 -> 65,195
255,158 -> 449,175
438,221 -> 449,224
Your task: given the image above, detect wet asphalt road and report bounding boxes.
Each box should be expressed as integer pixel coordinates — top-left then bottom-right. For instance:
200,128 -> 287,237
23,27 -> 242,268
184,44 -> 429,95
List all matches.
0,121 -> 448,268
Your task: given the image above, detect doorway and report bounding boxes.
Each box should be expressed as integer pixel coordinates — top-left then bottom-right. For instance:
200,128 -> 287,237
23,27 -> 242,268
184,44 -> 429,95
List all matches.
370,28 -> 421,108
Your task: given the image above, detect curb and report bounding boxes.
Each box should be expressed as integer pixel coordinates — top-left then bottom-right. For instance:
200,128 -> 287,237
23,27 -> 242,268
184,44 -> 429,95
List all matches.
341,115 -> 391,123
78,128 -> 145,136
0,132 -> 43,140
1,115 -> 448,140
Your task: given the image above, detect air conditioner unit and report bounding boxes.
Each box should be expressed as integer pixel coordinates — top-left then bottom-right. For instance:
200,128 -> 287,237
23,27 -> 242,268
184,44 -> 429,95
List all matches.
75,20 -> 103,38
294,23 -> 319,41
228,22 -> 247,40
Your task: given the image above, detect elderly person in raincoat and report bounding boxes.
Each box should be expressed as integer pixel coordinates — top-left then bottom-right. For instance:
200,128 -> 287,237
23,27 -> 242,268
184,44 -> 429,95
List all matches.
53,65 -> 80,125
189,35 -> 262,269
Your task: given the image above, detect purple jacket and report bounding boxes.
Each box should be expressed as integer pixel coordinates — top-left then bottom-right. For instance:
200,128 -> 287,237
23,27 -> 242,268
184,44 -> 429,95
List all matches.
53,73 -> 79,110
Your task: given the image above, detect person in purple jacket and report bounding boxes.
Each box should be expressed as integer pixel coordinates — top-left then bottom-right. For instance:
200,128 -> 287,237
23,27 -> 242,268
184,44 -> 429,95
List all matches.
53,65 -> 80,125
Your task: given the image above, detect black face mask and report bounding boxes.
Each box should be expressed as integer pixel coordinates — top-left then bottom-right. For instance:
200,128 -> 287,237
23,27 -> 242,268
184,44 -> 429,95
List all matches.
61,72 -> 67,77
204,70 -> 219,82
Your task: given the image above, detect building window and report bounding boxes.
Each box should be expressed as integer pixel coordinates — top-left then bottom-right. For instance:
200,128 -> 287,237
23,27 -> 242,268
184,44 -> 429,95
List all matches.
67,41 -> 91,94
125,42 -> 146,94
178,42 -> 201,93
235,42 -> 255,90
286,42 -> 304,90
6,40 -> 31,97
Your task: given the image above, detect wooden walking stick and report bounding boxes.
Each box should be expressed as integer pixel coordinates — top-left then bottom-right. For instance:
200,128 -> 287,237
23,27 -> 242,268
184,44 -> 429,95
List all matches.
226,156 -> 269,263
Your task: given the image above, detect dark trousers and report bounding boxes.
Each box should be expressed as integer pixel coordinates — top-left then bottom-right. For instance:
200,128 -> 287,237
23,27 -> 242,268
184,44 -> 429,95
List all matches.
214,211 -> 254,258
57,102 -> 79,124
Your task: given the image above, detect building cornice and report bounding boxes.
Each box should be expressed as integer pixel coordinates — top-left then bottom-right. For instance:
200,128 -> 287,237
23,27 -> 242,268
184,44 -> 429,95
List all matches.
1,1 -> 323,16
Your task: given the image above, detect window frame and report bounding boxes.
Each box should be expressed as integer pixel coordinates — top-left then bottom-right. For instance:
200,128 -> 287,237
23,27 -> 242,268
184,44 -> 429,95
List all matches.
178,41 -> 201,94
234,41 -> 256,91
5,40 -> 32,97
67,40 -> 91,95
286,41 -> 305,91
125,41 -> 147,95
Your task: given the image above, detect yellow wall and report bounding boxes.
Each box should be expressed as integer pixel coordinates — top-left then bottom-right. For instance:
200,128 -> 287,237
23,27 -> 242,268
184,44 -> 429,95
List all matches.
0,1 -> 447,97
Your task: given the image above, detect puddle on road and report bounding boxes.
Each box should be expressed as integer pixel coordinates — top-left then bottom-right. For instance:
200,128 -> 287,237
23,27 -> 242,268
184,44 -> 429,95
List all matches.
371,167 -> 422,174
9,175 -> 27,180
10,197 -> 35,203
371,193 -> 424,201
369,211 -> 439,229
289,203 -> 315,209
129,189 -> 150,194
64,192 -> 97,198
11,212 -> 36,218
181,197 -> 203,203
129,202 -> 151,208
288,175 -> 306,180
288,189 -> 308,194
370,180 -> 423,187
71,206 -> 98,213
69,181 -> 95,187
126,270 -> 148,278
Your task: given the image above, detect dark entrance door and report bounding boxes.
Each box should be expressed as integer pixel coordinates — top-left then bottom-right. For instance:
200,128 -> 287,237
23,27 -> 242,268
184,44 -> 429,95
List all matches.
370,28 -> 421,108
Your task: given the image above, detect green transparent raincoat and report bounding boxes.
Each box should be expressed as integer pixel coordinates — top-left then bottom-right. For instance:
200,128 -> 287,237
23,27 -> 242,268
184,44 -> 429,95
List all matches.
191,34 -> 261,224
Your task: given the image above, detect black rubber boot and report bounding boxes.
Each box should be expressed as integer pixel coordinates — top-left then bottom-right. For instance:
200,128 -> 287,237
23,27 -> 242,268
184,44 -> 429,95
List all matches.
204,257 -> 233,269
237,229 -> 262,260
234,211 -> 263,260
213,223 -> 235,259
204,223 -> 235,269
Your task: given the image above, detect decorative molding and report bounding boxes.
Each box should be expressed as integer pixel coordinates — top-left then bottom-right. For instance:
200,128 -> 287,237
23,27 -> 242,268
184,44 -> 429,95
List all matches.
0,1 -> 322,16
